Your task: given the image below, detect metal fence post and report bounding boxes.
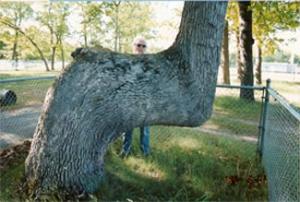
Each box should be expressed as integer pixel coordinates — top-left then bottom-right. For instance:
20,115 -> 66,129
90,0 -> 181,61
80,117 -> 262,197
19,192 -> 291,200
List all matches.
258,79 -> 271,158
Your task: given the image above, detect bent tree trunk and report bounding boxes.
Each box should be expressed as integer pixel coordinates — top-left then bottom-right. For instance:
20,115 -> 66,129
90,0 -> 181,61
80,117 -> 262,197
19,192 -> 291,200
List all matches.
25,1 -> 227,196
238,1 -> 254,101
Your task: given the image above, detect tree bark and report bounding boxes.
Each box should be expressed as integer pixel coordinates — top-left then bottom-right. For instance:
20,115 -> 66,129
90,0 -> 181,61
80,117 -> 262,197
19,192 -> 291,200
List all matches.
25,1 -> 227,197
221,20 -> 230,84
255,45 -> 262,84
238,1 -> 254,101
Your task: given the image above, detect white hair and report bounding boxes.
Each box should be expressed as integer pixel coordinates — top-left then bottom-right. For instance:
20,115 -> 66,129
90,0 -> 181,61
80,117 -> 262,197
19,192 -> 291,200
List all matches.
133,36 -> 147,46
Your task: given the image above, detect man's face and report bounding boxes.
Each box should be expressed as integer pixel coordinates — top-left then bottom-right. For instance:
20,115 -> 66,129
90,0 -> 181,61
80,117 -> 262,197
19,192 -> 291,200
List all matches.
133,39 -> 147,54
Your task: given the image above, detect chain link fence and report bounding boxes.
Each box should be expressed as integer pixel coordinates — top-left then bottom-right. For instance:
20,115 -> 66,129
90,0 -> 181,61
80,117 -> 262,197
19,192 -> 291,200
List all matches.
261,82 -> 300,201
0,76 -> 299,200
0,77 -> 55,148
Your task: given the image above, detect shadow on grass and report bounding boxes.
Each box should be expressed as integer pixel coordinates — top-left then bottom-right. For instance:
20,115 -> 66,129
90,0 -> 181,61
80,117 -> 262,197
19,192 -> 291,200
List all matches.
99,127 -> 268,201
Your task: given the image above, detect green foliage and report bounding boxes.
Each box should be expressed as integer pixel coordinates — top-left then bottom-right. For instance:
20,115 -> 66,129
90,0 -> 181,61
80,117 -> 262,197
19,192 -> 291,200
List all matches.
99,2 -> 155,53
252,1 -> 300,54
226,1 -> 239,34
36,2 -> 70,42
0,2 -> 33,59
227,1 -> 300,56
77,2 -> 106,48
0,2 -> 33,25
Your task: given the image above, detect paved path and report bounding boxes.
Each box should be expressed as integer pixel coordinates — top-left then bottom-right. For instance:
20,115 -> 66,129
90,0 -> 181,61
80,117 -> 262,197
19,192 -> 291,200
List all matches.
0,106 -> 41,150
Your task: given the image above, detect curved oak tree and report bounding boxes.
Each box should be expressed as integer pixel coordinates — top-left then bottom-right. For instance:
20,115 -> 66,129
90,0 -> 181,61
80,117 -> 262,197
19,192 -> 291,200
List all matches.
25,1 -> 227,196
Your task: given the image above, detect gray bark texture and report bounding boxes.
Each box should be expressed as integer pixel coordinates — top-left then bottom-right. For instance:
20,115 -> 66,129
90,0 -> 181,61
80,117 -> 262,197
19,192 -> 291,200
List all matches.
238,1 -> 255,100
25,1 -> 227,197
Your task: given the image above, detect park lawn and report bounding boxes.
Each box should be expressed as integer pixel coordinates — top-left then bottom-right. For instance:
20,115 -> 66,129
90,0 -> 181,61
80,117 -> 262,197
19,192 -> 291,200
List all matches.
99,126 -> 268,201
0,70 -> 59,79
214,96 -> 262,121
0,126 -> 268,201
0,80 -> 54,110
271,81 -> 300,95
208,116 -> 259,137
0,71 -> 58,110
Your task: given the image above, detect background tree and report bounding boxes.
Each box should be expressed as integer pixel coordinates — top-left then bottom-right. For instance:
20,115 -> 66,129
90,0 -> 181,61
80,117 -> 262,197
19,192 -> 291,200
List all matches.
25,1 -> 228,198
103,2 -> 154,53
0,2 -> 32,70
77,2 -> 106,48
37,2 -> 70,70
0,39 -> 6,59
221,20 -> 230,84
0,18 -> 50,71
238,1 -> 254,100
252,1 -> 300,84
227,2 -> 242,81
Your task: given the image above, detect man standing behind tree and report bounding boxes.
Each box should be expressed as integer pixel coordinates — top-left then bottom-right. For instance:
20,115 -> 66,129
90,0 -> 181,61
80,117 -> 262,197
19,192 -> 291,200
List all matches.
120,37 -> 151,157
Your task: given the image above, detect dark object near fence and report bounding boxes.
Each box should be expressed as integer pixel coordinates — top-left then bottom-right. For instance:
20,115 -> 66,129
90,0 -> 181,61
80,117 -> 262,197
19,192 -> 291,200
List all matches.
0,89 -> 17,106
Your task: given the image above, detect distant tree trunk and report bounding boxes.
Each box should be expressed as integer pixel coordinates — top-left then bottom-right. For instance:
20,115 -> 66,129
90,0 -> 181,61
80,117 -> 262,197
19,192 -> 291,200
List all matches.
255,45 -> 262,84
12,30 -> 19,71
83,23 -> 88,48
60,40 -> 65,69
25,2 -> 228,198
50,33 -> 56,71
114,1 -> 121,52
221,20 -> 230,84
236,28 -> 242,81
238,1 -> 254,101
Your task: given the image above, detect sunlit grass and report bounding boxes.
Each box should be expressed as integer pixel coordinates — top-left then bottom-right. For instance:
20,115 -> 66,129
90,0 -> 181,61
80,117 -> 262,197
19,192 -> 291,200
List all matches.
214,96 -> 262,121
0,70 -> 59,79
99,126 -> 268,201
0,80 -> 54,110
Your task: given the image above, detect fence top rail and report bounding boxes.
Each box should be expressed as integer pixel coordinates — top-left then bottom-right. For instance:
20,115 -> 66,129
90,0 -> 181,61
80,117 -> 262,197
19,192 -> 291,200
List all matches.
216,84 -> 265,91
268,87 -> 300,121
0,76 -> 57,84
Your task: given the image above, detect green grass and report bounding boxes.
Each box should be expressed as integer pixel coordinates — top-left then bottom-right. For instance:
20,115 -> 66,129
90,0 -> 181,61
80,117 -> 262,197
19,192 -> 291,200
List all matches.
271,81 -> 300,95
208,116 -> 258,137
214,96 -> 262,121
0,71 -> 57,110
0,70 -> 59,80
4,75 -> 299,201
0,80 -> 54,110
97,126 -> 268,201
0,158 -> 25,201
0,127 -> 268,201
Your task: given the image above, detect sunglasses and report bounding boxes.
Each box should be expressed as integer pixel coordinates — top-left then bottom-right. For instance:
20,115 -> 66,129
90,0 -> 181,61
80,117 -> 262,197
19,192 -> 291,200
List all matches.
136,44 -> 146,48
